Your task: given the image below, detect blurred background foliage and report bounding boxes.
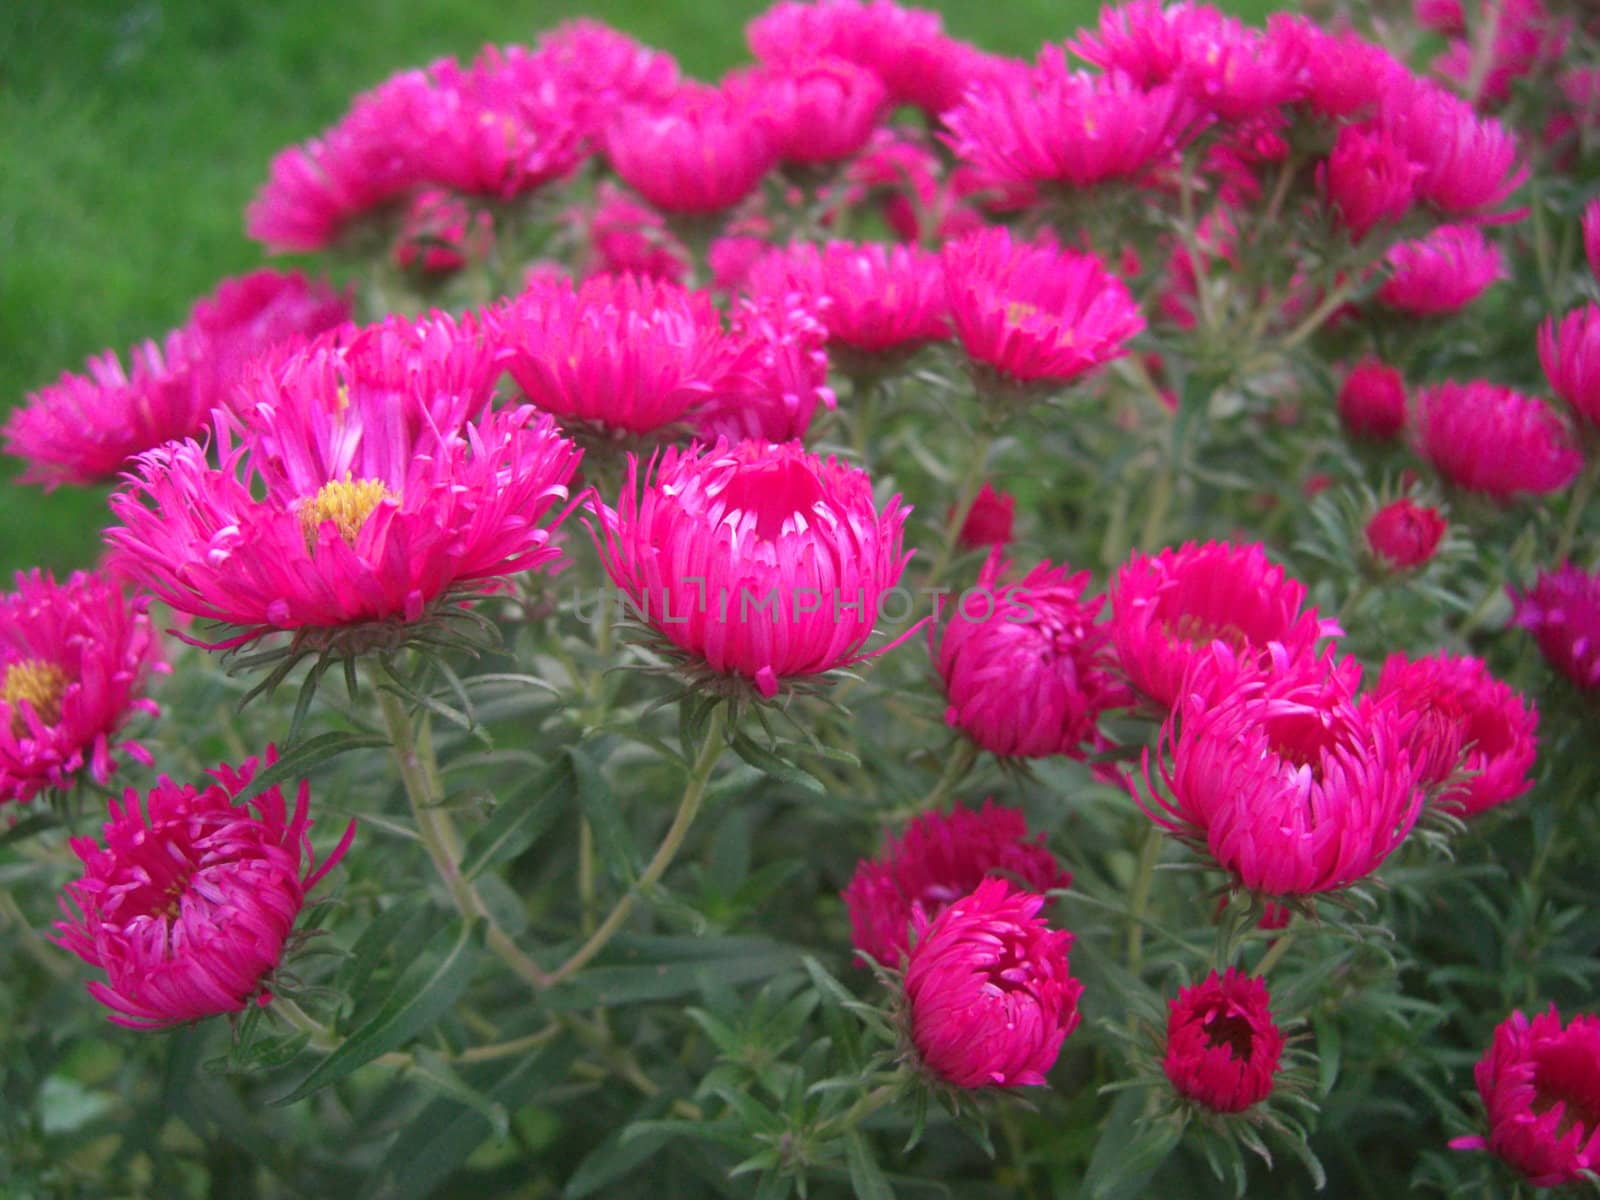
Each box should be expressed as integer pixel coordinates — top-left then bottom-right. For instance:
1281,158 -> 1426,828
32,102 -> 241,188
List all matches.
0,0 -> 1271,574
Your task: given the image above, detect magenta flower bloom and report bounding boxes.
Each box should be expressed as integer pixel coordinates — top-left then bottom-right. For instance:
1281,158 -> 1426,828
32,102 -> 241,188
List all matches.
747,241 -> 949,358
943,50 -> 1197,192
532,19 -> 682,140
5,271 -> 348,489
0,571 -> 164,806
842,800 -> 1069,968
1300,25 -> 1407,119
1510,563 -> 1600,691
1068,0 -> 1190,88
593,439 -> 912,699
1320,123 -> 1418,242
1370,652 -> 1537,817
697,294 -> 836,444
956,483 -> 1016,550
931,553 -> 1129,759
1378,225 -> 1506,316
107,325 -> 580,645
1364,498 -> 1447,572
1109,540 -> 1339,710
1163,968 -> 1285,1114
1412,382 -> 1581,499
53,752 -> 355,1029
903,878 -> 1082,1089
1337,358 -> 1408,441
495,274 -> 736,436
1539,303 -> 1600,429
729,56 -> 888,167
1379,77 -> 1524,216
1431,0 -> 1569,108
943,228 -> 1144,391
392,188 -> 494,276
604,90 -> 773,216
579,184 -> 689,284
1140,642 -> 1424,896
1451,1007 -> 1600,1188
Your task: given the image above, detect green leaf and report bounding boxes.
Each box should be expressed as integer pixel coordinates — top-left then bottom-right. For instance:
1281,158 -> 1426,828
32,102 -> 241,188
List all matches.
1081,1089 -> 1183,1200
540,943 -> 802,1011
338,897 -> 427,1007
729,733 -> 825,798
274,919 -> 480,1105
845,1131 -> 895,1200
565,1099 -> 675,1199
230,732 -> 390,807
571,744 -> 638,882
460,754 -> 574,879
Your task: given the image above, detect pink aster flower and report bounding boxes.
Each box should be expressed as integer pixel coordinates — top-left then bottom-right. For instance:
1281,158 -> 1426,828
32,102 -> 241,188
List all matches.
1378,225 -> 1506,316
0,571 -> 163,807
1370,651 -> 1537,817
956,483 -> 1015,550
1300,25 -> 1408,119
943,50 -> 1197,192
931,553 -> 1130,760
53,751 -> 355,1029
1139,642 -> 1424,897
1338,358 -> 1409,440
5,271 -> 349,489
696,293 -> 837,444
746,241 -> 949,360
494,274 -> 735,437
1175,8 -> 1310,122
1364,498 -> 1447,572
1431,0 -> 1569,108
592,439 -> 912,699
1379,77 -> 1524,216
1509,563 -> 1600,692
942,227 -> 1144,392
604,90 -> 774,216
1412,382 -> 1581,498
579,184 -> 689,284
839,130 -> 985,246
903,877 -> 1082,1089
1109,540 -> 1340,710
1539,303 -> 1600,430
1163,968 -> 1285,1114
1320,122 -> 1419,242
1416,0 -> 1465,32
532,20 -> 682,141
842,800 -> 1070,968
106,326 -> 580,645
1451,1007 -> 1600,1188
727,56 -> 888,168
1068,0 -> 1189,87
392,188 -> 494,275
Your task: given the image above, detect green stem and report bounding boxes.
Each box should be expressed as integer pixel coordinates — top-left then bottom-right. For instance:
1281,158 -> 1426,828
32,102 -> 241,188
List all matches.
1554,452 -> 1599,565
1138,452 -> 1176,551
921,429 -> 995,593
275,996 -> 558,1067
0,890 -> 71,980
921,739 -> 978,814
1255,921 -> 1298,978
546,705 -> 728,985
372,672 -> 553,991
1125,825 -> 1165,980
815,1078 -> 906,1141
1338,578 -> 1375,629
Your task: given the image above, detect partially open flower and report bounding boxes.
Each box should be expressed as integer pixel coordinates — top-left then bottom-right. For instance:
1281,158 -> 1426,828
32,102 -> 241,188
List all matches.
1451,1007 -> 1600,1188
0,571 -> 165,806
592,439 -> 912,699
604,90 -> 773,215
696,293 -> 836,444
1321,122 -> 1418,241
1163,968 -> 1285,1113
1337,358 -> 1408,441
53,751 -> 354,1029
1364,497 -> 1446,572
842,800 -> 1069,968
1412,382 -> 1581,499
729,56 -> 888,168
1378,225 -> 1506,316
1539,302 -> 1600,430
903,877 -> 1082,1088
956,483 -> 1015,550
1509,563 -> 1600,691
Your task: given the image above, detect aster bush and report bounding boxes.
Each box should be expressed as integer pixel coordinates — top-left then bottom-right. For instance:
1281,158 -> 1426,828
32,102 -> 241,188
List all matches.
5,1 -> 1600,1197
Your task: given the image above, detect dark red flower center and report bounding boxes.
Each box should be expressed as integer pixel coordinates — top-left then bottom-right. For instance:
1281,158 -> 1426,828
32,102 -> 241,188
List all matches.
1203,1009 -> 1256,1060
719,456 -> 826,541
115,823 -> 207,922
1532,1047 -> 1600,1139
1262,710 -> 1344,778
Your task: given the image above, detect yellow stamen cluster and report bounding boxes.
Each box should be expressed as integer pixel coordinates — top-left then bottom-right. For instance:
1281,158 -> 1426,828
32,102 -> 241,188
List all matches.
3,659 -> 68,734
298,477 -> 394,550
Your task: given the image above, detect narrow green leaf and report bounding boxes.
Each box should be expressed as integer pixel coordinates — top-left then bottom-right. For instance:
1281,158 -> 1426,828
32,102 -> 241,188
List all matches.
729,733 -> 825,798
461,754 -> 574,879
845,1131 -> 895,1200
565,1098 -> 674,1199
338,897 -> 427,1007
274,919 -> 480,1105
571,744 -> 638,881
230,732 -> 390,808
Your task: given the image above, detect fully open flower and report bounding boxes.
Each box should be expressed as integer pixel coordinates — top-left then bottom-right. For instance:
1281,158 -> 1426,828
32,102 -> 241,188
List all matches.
729,56 -> 888,168
1163,968 -> 1285,1113
1139,643 -> 1424,897
1412,382 -> 1581,499
604,90 -> 773,215
1539,303 -> 1600,430
494,274 -> 736,437
106,323 -> 580,646
1109,540 -> 1339,710
1509,563 -> 1600,691
592,439 -> 912,699
842,801 -> 1069,968
1369,652 -> 1537,817
943,227 -> 1143,392
1320,122 -> 1418,241
0,571 -> 164,806
931,553 -> 1129,759
696,293 -> 836,444
1451,1007 -> 1600,1188
1379,76 -> 1524,216
53,752 -> 355,1029
903,877 -> 1082,1089
1378,225 -> 1506,316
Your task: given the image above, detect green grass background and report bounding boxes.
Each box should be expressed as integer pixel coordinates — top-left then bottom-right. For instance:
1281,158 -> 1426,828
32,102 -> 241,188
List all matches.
0,0 -> 1272,576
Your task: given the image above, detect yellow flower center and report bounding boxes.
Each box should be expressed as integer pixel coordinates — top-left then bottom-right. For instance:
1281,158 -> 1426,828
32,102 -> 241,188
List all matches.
3,659 -> 68,734
298,477 -> 394,550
